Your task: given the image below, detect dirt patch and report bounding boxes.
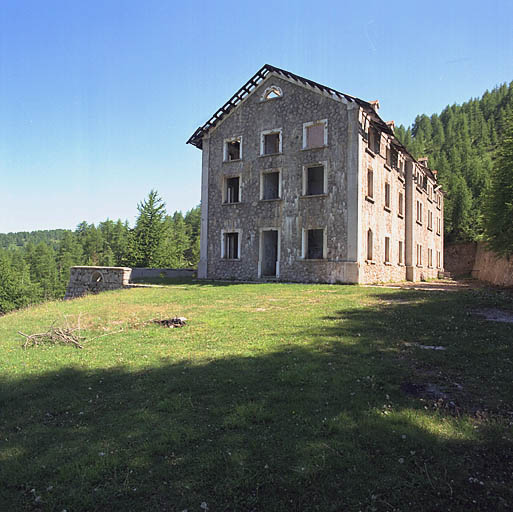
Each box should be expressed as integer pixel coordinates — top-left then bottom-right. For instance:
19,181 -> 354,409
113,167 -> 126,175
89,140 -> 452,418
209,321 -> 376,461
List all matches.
471,308 -> 513,324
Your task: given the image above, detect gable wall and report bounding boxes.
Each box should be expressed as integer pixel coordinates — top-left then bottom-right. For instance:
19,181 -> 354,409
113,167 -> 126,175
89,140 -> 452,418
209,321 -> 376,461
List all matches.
204,75 -> 355,282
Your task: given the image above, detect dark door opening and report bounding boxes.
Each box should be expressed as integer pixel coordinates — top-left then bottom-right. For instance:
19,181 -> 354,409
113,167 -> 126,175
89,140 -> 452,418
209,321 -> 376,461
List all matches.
262,230 -> 278,277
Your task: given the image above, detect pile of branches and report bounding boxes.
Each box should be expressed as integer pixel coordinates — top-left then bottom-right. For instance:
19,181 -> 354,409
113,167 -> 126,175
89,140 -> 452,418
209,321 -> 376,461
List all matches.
19,326 -> 85,349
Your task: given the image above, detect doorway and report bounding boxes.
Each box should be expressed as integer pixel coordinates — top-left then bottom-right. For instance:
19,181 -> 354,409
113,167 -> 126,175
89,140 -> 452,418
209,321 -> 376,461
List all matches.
260,229 -> 279,277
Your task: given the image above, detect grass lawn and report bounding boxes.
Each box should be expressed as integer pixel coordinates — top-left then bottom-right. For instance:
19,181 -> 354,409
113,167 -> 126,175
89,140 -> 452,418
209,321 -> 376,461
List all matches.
1,279 -> 512,511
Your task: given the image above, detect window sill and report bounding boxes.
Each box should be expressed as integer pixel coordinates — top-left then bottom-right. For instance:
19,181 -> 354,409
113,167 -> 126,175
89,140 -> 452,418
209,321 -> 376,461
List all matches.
222,202 -> 242,206
436,232 -> 441,236
259,198 -> 282,202
365,195 -> 375,203
365,147 -> 376,158
428,227 -> 433,232
260,152 -> 282,158
398,175 -> 405,183
365,259 -> 376,265
384,164 -> 392,172
416,186 -> 424,194
428,265 -> 433,269
301,145 -> 328,151
384,206 -> 391,213
437,206 -> 441,211
398,213 -> 404,219
427,198 -> 433,203
416,221 -> 423,226
223,159 -> 242,163
300,193 -> 328,198
416,265 -> 423,268
384,262 -> 392,266
302,258 -> 327,262
398,263 -> 405,267
221,258 -> 241,262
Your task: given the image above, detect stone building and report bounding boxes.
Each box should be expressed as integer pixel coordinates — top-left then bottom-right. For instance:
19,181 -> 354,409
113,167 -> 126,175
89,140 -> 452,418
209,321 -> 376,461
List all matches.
187,65 -> 443,283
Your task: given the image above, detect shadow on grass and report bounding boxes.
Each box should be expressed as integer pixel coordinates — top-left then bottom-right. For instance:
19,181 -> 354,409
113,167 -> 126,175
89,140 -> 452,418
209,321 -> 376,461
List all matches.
1,289 -> 513,511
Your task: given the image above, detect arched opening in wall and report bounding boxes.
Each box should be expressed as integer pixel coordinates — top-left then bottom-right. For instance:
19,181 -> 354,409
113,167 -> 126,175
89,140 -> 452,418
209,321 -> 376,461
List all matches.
262,86 -> 282,101
91,271 -> 103,284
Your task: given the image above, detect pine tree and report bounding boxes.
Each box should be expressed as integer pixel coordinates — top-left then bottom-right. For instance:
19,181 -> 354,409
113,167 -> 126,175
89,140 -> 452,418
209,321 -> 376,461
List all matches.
483,112 -> 513,256
131,190 -> 168,267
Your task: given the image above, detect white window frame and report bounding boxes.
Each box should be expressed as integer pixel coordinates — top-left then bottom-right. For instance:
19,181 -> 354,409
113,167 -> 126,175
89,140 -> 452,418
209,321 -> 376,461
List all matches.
222,174 -> 242,204
302,161 -> 328,196
302,119 -> 328,149
220,229 -> 242,260
257,227 -> 281,278
260,128 -> 283,156
223,136 -> 242,162
259,168 -> 282,201
301,228 -> 327,260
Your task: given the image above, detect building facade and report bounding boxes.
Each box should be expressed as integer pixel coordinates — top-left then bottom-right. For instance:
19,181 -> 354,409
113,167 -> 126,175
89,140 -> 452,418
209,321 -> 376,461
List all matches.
187,65 -> 443,283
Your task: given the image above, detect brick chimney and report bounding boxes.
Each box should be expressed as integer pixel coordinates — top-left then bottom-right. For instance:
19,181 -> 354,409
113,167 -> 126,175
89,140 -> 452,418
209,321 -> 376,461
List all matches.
386,120 -> 395,132
418,156 -> 428,167
370,100 -> 380,112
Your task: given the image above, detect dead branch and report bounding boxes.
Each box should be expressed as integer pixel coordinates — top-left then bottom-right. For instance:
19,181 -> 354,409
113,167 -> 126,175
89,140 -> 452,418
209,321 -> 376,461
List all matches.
19,326 -> 85,349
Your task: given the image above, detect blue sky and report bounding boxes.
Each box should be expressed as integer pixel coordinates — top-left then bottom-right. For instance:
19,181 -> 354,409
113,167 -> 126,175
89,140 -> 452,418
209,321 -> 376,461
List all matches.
1,0 -> 512,232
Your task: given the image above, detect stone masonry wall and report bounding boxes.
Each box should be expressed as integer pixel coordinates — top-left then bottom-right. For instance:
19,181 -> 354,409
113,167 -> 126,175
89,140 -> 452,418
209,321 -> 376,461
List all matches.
204,75 -> 355,283
65,266 -> 132,299
359,116 -> 407,284
444,243 -> 477,276
472,244 -> 513,287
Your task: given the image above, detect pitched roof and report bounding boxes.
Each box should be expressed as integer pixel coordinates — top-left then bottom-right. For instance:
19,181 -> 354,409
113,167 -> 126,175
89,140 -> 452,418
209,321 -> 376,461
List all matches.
185,64 -> 438,184
186,64 -> 380,150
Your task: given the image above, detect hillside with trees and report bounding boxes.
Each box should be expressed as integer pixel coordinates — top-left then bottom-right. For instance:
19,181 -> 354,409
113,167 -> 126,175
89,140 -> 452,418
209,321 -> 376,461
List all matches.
0,191 -> 200,314
394,80 -> 513,244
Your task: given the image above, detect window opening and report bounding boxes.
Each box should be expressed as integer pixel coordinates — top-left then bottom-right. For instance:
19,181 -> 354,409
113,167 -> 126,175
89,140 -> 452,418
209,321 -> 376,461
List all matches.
263,132 -> 281,155
225,138 -> 241,161
367,229 -> 373,261
368,126 -> 380,154
305,122 -> 326,148
385,237 -> 390,263
367,170 -> 374,198
223,232 -> 239,259
306,165 -> 325,195
262,171 -> 280,200
225,177 -> 240,203
306,229 -> 324,259
385,183 -> 391,209
262,86 -> 282,100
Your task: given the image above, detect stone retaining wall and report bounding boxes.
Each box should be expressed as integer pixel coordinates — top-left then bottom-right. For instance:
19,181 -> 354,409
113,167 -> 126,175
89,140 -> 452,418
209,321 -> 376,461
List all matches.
130,268 -> 196,280
65,266 -> 132,299
445,243 -> 513,287
444,242 -> 477,276
472,244 -> 513,287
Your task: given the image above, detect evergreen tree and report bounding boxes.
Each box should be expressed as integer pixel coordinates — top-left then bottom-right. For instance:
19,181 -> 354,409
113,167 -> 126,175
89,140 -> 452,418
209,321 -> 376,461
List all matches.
131,190 -> 168,267
483,112 -> 513,256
